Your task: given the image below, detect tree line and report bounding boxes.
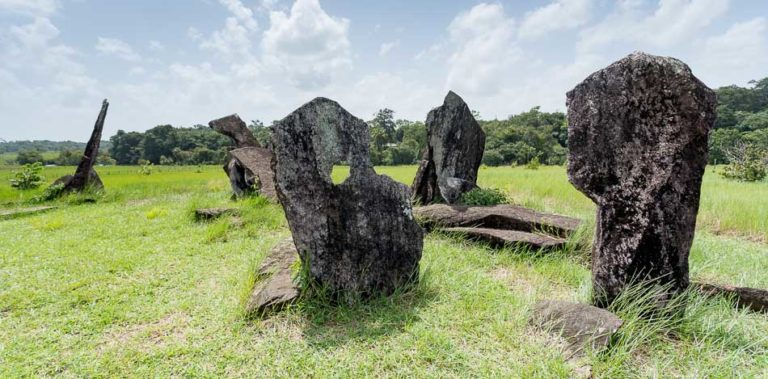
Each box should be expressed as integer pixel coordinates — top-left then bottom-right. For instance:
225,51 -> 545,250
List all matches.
3,77 -> 767,167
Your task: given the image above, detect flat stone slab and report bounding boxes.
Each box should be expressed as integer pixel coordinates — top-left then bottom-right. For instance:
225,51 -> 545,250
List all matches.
695,282 -> 768,313
194,207 -> 238,221
414,204 -> 581,238
246,240 -> 300,317
531,300 -> 623,354
0,206 -> 57,220
441,227 -> 566,250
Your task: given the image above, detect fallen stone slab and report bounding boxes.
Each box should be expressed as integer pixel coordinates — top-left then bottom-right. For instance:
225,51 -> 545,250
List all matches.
0,206 -> 57,220
209,114 -> 260,148
441,227 -> 566,250
413,204 -> 581,238
246,240 -> 300,317
194,207 -> 238,222
695,282 -> 768,313
531,300 -> 623,354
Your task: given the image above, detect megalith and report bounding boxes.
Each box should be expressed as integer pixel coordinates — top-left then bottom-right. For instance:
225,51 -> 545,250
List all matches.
53,99 -> 108,193
209,114 -> 277,200
411,91 -> 485,204
566,52 -> 716,308
272,97 -> 424,298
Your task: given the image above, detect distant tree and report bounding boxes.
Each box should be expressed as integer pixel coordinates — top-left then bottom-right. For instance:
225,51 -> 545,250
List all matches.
248,119 -> 272,147
16,149 -> 44,165
142,125 -> 178,164
371,108 -> 397,143
55,149 -> 82,165
110,130 -> 143,165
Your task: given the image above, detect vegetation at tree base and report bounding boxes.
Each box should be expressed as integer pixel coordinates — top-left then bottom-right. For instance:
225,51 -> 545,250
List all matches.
109,125 -> 233,165
709,78 -> 768,168
720,143 -> 768,182
9,162 -> 45,190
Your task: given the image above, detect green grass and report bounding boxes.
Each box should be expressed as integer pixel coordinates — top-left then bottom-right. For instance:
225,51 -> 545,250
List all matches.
0,164 -> 766,377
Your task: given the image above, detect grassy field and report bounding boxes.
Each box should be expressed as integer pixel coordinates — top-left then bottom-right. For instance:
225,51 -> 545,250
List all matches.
0,164 -> 766,377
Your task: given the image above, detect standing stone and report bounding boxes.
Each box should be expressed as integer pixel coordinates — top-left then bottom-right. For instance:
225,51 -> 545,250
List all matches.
209,114 -> 277,200
566,52 -> 716,308
411,91 -> 485,204
272,97 -> 424,298
53,99 -> 108,193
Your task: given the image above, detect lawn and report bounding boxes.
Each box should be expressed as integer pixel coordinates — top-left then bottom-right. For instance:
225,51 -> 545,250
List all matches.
0,164 -> 766,377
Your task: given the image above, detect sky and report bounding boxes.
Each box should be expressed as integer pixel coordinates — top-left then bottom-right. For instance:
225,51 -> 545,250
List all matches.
1,0 -> 767,141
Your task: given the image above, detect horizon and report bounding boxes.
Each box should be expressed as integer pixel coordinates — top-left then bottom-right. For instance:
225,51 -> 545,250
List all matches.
1,0 -> 767,141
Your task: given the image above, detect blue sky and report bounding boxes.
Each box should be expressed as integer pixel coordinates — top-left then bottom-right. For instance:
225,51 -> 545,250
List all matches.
1,0 -> 767,141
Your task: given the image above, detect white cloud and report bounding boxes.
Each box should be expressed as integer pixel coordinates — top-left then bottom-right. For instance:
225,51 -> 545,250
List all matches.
518,0 -> 592,40
196,0 -> 258,60
262,0 -> 351,89
578,0 -> 729,52
379,40 -> 398,56
696,17 -> 768,86
149,40 -> 164,51
444,3 -> 520,96
96,37 -> 141,62
0,0 -> 57,16
218,0 -> 258,30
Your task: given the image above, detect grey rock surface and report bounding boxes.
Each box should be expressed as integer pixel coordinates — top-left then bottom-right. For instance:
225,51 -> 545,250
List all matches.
272,97 -> 424,298
412,91 -> 485,204
209,114 -> 277,200
696,282 -> 768,313
566,52 -> 716,308
246,239 -> 300,316
531,300 -> 623,354
441,227 -> 567,250
414,204 -> 581,238
209,114 -> 260,148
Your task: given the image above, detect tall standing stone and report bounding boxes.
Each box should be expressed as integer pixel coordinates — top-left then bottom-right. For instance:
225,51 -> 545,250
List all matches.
411,91 -> 485,204
272,97 -> 423,298
53,99 -> 108,193
566,52 -> 717,308
209,114 -> 277,200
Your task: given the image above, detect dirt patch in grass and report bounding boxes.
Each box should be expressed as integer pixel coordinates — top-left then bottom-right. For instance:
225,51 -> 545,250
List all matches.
99,312 -> 190,352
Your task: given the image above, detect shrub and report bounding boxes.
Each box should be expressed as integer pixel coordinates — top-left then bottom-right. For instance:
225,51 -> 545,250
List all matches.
460,187 -> 508,206
720,144 -> 767,182
139,161 -> 153,175
33,183 -> 65,202
10,162 -> 45,190
525,156 -> 541,170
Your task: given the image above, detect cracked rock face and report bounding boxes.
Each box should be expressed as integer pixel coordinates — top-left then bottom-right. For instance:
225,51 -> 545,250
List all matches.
54,99 -> 108,194
272,97 -> 424,298
412,91 -> 485,204
566,52 -> 716,308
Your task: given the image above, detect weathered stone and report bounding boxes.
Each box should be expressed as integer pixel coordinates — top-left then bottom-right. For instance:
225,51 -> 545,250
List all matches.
246,240 -> 300,316
0,206 -> 57,220
566,52 -> 717,308
194,207 -> 238,221
414,204 -> 581,238
209,114 -> 277,200
52,100 -> 108,194
272,97 -> 424,298
224,147 -> 278,200
209,114 -> 260,148
412,91 -> 485,204
695,282 -> 768,313
441,227 -> 567,250
531,300 -> 623,354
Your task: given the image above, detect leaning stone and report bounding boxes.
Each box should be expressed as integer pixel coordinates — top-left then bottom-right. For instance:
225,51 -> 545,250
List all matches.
51,100 -> 108,195
209,114 -> 260,148
272,97 -> 424,298
414,204 -> 581,238
224,147 -> 278,200
0,206 -> 57,220
441,227 -> 566,250
566,52 -> 717,308
695,282 -> 768,313
246,240 -> 300,317
531,300 -> 623,354
194,207 -> 238,221
412,91 -> 485,204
